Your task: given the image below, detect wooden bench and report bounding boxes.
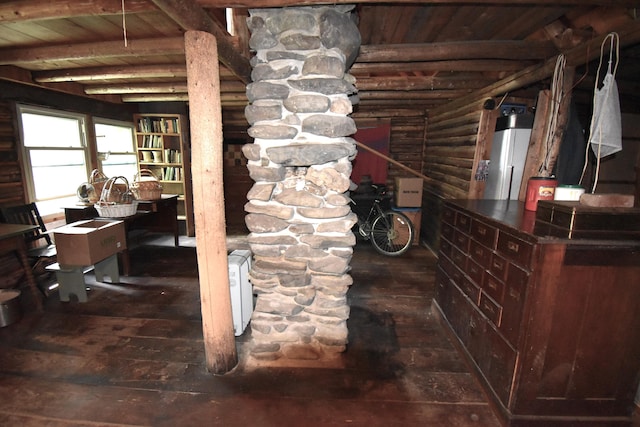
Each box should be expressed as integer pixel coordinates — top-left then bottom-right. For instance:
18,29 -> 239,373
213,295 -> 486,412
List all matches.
46,254 -> 119,302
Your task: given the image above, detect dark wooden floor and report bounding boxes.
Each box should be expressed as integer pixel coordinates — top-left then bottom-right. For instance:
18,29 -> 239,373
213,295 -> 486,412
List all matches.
0,237 -> 504,426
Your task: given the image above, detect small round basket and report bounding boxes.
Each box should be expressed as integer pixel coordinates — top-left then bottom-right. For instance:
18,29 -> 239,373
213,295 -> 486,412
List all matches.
95,176 -> 139,218
131,169 -> 163,200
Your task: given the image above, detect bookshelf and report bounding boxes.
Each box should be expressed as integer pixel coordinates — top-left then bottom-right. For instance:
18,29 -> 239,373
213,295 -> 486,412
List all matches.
134,113 -> 194,237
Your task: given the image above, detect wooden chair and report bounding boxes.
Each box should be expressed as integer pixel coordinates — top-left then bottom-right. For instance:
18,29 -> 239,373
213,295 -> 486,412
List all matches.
0,203 -> 57,293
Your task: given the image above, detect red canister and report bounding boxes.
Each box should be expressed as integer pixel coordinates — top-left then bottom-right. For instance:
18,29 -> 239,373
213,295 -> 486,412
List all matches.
525,177 -> 558,211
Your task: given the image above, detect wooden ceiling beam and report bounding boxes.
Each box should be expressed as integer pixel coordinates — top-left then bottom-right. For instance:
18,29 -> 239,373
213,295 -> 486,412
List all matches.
34,65 -> 189,82
122,92 -> 248,104
150,0 -> 252,83
358,90 -> 467,100
84,80 -> 246,94
33,64 -> 237,82
0,38 -> 185,64
0,0 -> 155,22
357,40 -> 558,62
196,0 -> 639,7
355,75 -> 489,91
429,18 -> 640,120
350,59 -> 534,75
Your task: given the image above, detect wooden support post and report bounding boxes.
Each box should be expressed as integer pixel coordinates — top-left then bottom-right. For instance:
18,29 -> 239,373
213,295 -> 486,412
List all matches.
184,30 -> 237,374
518,66 -> 575,200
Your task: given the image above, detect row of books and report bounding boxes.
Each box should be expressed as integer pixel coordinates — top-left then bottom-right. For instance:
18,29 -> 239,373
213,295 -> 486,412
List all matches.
162,166 -> 182,181
137,117 -> 180,134
140,134 -> 163,148
163,149 -> 181,164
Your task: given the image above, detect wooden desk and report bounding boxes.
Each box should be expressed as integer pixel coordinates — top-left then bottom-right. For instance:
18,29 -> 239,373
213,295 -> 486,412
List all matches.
0,223 -> 42,310
63,195 -> 179,276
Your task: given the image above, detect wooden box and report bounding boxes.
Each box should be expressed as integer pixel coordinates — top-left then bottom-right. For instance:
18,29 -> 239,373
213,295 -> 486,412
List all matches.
534,200 -> 640,240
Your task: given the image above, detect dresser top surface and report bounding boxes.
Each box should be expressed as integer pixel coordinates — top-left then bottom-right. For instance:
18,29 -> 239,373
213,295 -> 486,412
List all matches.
447,199 -> 640,246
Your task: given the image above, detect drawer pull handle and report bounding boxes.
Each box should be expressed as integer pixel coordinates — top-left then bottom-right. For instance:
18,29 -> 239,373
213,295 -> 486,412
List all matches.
507,241 -> 520,253
478,227 -> 486,236
475,248 -> 483,256
509,289 -> 520,301
493,260 -> 503,270
488,281 -> 497,290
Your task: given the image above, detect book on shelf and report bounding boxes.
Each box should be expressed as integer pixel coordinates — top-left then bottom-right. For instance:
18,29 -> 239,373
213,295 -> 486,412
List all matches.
141,134 -> 162,148
161,149 -> 182,164
138,117 -> 180,134
162,166 -> 182,181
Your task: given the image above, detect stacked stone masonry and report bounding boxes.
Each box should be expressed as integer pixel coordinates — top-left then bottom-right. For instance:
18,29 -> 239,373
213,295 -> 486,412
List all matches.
244,6 -> 361,362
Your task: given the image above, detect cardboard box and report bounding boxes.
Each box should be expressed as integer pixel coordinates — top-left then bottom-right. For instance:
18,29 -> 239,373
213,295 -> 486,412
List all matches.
53,220 -> 127,266
393,207 -> 422,245
394,177 -> 423,207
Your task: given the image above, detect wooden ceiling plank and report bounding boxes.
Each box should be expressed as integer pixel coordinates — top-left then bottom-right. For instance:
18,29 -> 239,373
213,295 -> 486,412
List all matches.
490,6 -> 569,40
84,80 -> 245,94
0,0 -> 156,22
150,0 -> 251,83
356,75 -> 489,91
0,37 -> 185,64
351,59 -> 533,74
34,64 -> 188,82
357,40 -> 558,62
196,1 -> 640,7
434,5 -> 485,42
389,6 -> 422,44
429,18 -> 640,120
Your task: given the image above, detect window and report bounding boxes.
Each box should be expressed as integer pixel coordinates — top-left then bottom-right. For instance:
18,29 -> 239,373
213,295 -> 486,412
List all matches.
18,106 -> 90,215
94,119 -> 137,181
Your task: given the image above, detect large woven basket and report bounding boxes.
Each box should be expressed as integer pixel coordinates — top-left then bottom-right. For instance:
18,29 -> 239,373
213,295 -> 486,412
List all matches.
131,169 -> 162,200
88,169 -> 109,203
95,176 -> 138,218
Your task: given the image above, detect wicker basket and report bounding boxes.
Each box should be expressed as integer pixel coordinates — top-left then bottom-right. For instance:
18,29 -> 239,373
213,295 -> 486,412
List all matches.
131,169 -> 163,200
95,176 -> 138,218
88,169 -> 109,203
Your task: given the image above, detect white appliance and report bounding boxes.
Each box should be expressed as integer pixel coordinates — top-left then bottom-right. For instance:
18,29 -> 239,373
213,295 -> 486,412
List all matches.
484,114 -> 534,200
227,249 -> 253,336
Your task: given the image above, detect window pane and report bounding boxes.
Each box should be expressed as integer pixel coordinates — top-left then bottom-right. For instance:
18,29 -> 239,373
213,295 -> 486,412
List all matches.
101,154 -> 138,181
22,113 -> 83,148
95,122 -> 135,153
30,150 -> 87,200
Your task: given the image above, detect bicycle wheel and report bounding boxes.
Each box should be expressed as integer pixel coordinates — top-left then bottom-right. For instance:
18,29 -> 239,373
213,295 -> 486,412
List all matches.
370,211 -> 414,256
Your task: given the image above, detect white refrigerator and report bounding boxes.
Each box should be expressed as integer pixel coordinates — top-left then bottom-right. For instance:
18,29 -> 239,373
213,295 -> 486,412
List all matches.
484,114 -> 534,200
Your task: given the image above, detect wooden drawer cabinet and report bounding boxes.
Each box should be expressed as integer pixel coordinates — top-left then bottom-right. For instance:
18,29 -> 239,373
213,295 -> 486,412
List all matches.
483,272 -> 504,303
496,231 -> 533,268
471,219 -> 497,247
441,221 -> 454,241
465,257 -> 484,286
454,211 -> 472,232
469,239 -> 491,265
434,199 -> 640,426
488,252 -> 508,281
453,229 -> 470,253
441,205 -> 456,225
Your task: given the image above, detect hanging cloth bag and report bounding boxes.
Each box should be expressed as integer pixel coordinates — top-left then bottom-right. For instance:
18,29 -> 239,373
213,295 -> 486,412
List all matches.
581,32 -> 622,192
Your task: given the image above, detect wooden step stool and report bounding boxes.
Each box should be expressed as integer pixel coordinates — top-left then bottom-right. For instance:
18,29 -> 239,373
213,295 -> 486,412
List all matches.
46,254 -> 119,302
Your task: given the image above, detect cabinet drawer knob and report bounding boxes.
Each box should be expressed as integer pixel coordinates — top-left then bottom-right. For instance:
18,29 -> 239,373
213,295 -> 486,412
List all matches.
478,226 -> 486,236
507,241 -> 520,253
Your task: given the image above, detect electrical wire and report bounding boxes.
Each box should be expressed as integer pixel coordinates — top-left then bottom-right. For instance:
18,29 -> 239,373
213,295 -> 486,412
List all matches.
122,0 -> 128,47
538,54 -> 566,176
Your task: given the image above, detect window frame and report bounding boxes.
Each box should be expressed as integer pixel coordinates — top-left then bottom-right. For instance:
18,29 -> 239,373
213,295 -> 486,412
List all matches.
17,104 -> 91,205
93,117 -> 137,181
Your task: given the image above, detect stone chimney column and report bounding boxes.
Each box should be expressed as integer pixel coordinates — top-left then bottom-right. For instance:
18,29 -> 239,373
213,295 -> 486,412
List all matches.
243,5 -> 361,365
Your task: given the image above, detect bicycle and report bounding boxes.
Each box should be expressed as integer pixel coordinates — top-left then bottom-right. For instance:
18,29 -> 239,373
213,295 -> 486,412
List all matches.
351,185 -> 414,256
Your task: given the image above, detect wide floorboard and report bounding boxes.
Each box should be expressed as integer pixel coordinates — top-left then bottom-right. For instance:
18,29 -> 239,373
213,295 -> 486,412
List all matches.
0,238 -> 502,426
